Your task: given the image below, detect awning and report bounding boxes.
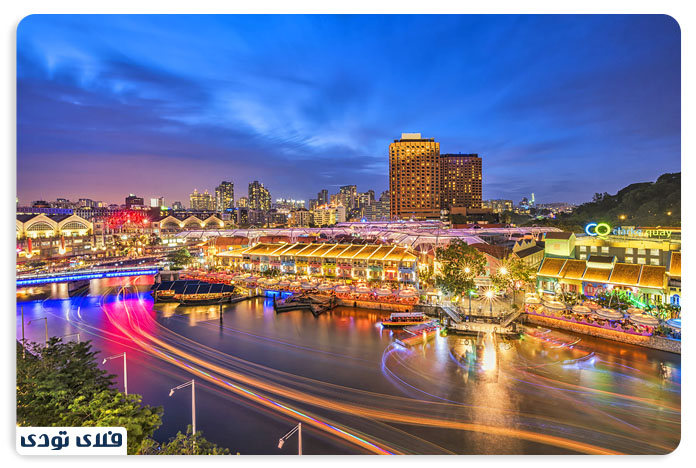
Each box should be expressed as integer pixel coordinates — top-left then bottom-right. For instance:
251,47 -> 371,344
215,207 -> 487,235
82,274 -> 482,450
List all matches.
572,305 -> 592,315
398,288 -> 418,298
355,285 -> 371,294
629,313 -> 659,327
334,285 -> 352,293
595,308 -> 624,320
317,283 -> 333,291
375,288 -> 393,296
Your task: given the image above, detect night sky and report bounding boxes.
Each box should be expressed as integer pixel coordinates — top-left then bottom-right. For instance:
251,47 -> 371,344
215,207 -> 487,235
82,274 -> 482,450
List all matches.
17,14 -> 680,206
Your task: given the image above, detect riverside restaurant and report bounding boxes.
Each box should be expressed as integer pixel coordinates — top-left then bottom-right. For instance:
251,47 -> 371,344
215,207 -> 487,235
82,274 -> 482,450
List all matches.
214,242 -> 420,285
524,293 -> 680,339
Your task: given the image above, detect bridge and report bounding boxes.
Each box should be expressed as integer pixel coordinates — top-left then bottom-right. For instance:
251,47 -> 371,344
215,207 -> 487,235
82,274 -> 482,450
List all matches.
16,266 -> 160,287
440,305 -> 462,324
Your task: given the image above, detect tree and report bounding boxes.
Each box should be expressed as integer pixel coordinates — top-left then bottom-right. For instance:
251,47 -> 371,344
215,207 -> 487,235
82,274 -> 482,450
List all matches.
418,264 -> 435,287
63,391 -> 163,455
17,338 -> 115,427
434,240 -> 487,298
141,425 -> 230,455
168,248 -> 193,268
17,339 -> 164,455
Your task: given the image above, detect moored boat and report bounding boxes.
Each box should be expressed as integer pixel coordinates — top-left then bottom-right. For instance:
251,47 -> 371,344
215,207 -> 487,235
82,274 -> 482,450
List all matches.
381,312 -> 428,327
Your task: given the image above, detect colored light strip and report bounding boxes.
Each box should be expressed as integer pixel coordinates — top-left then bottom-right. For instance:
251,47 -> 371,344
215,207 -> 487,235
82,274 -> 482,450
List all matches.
16,269 -> 159,286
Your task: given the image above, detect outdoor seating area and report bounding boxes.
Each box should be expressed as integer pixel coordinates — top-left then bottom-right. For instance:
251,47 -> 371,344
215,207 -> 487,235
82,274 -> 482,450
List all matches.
180,269 -> 421,305
524,294 -> 678,338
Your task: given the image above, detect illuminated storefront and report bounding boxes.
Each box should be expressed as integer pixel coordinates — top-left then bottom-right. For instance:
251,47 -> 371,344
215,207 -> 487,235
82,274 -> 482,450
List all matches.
216,242 -> 419,285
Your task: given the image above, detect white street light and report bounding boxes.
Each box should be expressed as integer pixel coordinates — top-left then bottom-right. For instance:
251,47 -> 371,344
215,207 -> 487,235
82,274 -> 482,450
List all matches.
277,422 -> 302,455
103,352 -> 128,395
169,379 -> 196,435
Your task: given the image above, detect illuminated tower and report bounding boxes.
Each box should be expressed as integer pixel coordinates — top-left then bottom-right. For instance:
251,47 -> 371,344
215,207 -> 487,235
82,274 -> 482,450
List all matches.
440,153 -> 482,210
389,133 -> 441,219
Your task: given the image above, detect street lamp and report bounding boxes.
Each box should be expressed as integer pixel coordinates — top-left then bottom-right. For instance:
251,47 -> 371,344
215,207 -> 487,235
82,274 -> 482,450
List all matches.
60,333 -> 80,343
103,352 -> 128,395
169,379 -> 196,434
485,290 -> 494,316
278,422 -> 302,455
27,317 -> 48,347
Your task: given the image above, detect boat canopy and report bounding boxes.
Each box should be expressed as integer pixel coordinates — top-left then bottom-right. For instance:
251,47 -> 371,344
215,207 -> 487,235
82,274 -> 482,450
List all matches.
153,280 -> 234,295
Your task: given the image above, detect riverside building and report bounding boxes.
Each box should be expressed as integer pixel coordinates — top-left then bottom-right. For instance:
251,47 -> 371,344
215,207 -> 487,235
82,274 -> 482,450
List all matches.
215,242 -> 419,284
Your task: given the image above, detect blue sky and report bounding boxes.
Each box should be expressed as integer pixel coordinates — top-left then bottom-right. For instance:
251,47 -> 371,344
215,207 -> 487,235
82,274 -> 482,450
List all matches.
17,14 -> 680,206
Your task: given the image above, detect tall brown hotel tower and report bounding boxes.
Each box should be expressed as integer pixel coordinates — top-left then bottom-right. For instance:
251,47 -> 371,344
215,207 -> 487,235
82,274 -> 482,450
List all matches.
389,133 -> 482,219
389,133 -> 441,219
440,153 -> 482,210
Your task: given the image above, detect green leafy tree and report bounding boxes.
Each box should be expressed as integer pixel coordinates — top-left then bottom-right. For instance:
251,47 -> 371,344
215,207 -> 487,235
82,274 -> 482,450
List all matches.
141,425 -> 230,455
168,248 -> 194,268
17,338 -> 115,427
63,391 -> 163,455
434,240 -> 487,298
17,339 -> 164,455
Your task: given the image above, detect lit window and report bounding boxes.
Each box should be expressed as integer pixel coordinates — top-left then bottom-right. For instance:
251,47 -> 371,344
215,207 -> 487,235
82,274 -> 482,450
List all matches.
637,257 -> 646,264
650,258 -> 660,266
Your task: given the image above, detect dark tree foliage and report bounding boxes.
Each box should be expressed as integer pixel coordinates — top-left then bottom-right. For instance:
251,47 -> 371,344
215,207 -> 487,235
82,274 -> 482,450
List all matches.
141,425 -> 230,455
17,338 -> 116,427
434,239 -> 487,297
525,172 -> 680,231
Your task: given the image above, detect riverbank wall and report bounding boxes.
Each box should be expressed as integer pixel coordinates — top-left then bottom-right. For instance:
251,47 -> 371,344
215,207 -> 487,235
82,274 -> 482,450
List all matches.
521,313 -> 681,354
335,298 -> 411,312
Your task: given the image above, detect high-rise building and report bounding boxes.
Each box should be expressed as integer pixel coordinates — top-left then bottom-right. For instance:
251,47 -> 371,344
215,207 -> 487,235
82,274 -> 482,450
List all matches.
389,133 -> 441,219
150,197 -> 165,208
171,201 -> 184,211
237,197 -> 248,208
125,194 -> 145,208
275,198 -> 306,210
440,153 -> 482,210
248,181 -> 271,211
215,181 -> 235,212
311,204 -> 346,226
308,199 -> 319,210
339,185 -> 357,210
317,189 -> 329,206
190,189 -> 215,210
484,199 -> 513,213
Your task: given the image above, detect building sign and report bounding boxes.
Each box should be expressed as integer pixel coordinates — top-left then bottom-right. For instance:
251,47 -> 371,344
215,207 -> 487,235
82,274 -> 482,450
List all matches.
584,223 -> 674,239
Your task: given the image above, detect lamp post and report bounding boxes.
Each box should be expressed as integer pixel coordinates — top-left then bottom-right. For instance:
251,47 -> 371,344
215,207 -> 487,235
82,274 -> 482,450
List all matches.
20,307 -> 25,358
60,333 -> 80,343
278,422 -> 302,455
169,379 -> 196,435
485,290 -> 494,316
103,352 -> 128,395
27,317 -> 48,347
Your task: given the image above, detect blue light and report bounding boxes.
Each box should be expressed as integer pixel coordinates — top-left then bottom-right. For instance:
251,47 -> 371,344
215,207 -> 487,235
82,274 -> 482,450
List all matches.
17,268 -> 159,286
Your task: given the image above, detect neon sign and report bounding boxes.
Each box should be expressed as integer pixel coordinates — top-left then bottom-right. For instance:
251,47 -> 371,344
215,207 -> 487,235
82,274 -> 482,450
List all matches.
584,222 -> 674,239
584,222 -> 612,238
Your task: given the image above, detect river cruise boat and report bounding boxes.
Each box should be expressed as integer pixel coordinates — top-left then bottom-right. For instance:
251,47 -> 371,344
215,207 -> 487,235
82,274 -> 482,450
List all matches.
152,280 -> 236,305
381,312 -> 429,327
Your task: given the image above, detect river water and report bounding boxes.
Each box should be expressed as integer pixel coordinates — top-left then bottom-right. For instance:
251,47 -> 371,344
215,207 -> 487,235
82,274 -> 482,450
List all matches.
16,277 -> 680,455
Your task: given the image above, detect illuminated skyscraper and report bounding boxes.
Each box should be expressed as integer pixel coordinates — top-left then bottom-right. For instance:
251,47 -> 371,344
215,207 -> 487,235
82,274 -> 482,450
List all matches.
248,181 -> 271,211
190,189 -> 214,210
440,153 -> 482,210
317,189 -> 329,206
215,181 -> 235,212
389,133 -> 441,219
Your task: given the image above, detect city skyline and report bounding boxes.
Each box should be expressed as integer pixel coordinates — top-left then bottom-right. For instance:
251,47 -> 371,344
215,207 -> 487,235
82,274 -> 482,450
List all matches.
17,15 -> 680,205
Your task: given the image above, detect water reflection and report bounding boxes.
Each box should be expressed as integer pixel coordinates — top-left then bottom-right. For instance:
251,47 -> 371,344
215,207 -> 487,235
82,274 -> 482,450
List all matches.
16,277 -> 681,455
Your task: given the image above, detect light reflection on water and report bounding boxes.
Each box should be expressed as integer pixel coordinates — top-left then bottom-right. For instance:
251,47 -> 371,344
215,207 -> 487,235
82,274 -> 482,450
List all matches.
16,277 -> 681,455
